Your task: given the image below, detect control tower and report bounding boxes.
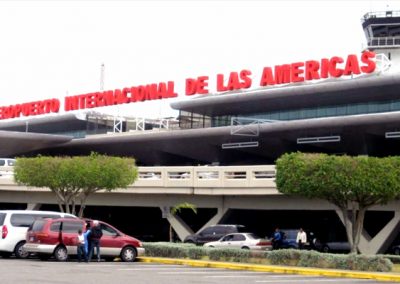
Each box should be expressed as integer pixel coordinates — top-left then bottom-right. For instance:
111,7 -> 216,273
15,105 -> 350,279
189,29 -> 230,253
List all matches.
362,10 -> 400,69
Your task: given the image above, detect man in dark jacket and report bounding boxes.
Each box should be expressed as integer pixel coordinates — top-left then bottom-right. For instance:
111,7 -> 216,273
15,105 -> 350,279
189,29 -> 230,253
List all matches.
88,220 -> 103,262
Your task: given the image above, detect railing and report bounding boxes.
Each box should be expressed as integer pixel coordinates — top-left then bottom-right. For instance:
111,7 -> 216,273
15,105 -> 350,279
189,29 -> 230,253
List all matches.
0,165 -> 277,189
362,11 -> 400,21
135,165 -> 276,188
367,37 -> 400,47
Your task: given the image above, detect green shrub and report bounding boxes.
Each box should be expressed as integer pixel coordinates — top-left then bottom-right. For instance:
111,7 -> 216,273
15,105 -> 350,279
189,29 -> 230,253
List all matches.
268,249 -> 392,272
186,246 -> 205,260
142,243 -> 392,272
143,242 -> 191,258
207,248 -> 251,262
378,254 -> 400,264
268,249 -> 302,265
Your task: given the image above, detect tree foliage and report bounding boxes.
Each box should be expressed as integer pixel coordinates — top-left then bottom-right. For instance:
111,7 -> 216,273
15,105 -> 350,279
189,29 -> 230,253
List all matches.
276,152 -> 400,253
14,153 -> 138,217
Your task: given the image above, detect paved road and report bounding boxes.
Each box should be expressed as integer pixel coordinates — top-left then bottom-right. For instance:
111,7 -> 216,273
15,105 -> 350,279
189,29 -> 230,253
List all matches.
0,259 -> 397,284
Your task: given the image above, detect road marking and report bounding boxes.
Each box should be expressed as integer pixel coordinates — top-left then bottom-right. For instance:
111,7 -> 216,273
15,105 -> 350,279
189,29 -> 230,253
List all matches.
158,271 -> 217,274
119,266 -> 230,270
255,279 -> 371,283
204,275 -> 265,278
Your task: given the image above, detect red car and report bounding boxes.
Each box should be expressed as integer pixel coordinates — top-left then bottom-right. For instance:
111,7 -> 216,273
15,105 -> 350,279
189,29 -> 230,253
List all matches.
23,218 -> 144,262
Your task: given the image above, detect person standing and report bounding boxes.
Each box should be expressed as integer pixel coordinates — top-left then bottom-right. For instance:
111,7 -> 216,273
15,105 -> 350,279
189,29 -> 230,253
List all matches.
76,229 -> 88,263
272,228 -> 282,250
88,220 -> 103,262
296,228 -> 307,250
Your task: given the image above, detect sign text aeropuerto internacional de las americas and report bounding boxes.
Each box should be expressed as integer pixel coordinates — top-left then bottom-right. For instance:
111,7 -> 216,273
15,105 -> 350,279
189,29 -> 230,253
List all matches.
0,51 -> 377,120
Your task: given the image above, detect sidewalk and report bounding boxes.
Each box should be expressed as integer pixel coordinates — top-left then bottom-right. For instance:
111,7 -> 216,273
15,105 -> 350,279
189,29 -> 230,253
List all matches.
138,257 -> 400,282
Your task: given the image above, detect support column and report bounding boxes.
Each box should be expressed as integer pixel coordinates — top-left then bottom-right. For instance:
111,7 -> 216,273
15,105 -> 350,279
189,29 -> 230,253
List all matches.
335,209 -> 400,254
26,203 -> 41,210
358,211 -> 400,254
160,205 -> 228,242
197,207 -> 228,232
166,213 -> 194,241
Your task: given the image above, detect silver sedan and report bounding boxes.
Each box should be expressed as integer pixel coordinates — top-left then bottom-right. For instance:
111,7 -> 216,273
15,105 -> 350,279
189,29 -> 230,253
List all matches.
204,233 -> 272,250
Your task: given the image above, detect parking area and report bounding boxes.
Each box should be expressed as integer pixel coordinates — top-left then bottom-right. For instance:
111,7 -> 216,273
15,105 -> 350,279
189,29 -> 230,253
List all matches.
0,259 -> 397,284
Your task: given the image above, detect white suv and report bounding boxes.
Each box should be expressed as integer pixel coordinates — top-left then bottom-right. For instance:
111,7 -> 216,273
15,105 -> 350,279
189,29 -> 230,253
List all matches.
0,210 -> 76,258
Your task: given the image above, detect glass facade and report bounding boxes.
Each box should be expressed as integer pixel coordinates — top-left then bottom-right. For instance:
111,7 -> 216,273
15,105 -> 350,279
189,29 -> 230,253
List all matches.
179,99 -> 400,129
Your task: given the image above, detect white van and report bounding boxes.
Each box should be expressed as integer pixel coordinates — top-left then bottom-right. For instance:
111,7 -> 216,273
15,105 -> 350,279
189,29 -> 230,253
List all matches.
0,210 -> 76,258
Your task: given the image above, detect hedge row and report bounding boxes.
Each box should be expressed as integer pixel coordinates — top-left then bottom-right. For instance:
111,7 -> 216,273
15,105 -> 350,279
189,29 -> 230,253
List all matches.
142,242 -> 393,272
268,249 -> 392,272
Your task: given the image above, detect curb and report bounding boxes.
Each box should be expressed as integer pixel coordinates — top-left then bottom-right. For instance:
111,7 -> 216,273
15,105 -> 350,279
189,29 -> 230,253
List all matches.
137,257 -> 400,282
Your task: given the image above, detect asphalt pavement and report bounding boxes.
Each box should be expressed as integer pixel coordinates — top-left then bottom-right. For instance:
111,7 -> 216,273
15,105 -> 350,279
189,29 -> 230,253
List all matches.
0,258 -> 397,284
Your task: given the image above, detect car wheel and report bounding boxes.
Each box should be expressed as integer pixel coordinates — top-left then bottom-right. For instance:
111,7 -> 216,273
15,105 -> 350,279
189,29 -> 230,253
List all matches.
322,245 -> 330,253
241,246 -> 250,250
394,248 -> 400,255
120,246 -> 137,262
15,241 -> 29,259
185,240 -> 195,245
54,246 -> 68,261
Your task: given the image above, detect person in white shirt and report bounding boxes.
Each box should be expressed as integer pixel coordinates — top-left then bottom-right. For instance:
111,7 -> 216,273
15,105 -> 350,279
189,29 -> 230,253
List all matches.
77,229 -> 87,262
296,228 -> 307,250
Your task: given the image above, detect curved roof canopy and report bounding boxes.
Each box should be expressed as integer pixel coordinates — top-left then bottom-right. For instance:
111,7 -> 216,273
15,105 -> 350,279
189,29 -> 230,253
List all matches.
171,74 -> 400,116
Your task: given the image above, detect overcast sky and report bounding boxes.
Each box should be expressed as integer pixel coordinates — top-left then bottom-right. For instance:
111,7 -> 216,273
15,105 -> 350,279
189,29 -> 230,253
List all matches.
0,0 -> 399,119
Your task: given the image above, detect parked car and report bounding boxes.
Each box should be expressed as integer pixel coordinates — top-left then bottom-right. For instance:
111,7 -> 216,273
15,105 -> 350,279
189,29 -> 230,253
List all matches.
184,224 -> 246,245
320,241 -> 351,253
0,210 -> 76,259
24,218 -> 145,261
278,229 -> 321,250
204,233 -> 272,250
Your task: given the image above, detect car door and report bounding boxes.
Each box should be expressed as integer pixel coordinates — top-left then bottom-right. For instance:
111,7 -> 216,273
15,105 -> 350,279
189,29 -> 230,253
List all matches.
218,234 -> 234,248
61,220 -> 85,254
230,234 -> 247,249
99,222 -> 125,256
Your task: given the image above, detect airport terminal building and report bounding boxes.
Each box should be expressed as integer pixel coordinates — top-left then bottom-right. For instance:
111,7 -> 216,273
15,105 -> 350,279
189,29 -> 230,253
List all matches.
0,11 -> 400,253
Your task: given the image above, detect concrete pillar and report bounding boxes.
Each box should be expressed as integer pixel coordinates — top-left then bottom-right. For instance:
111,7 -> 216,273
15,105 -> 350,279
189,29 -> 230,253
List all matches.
160,205 -> 228,242
358,211 -> 400,254
335,209 -> 400,254
26,203 -> 41,210
197,207 -> 228,233
166,213 -> 194,241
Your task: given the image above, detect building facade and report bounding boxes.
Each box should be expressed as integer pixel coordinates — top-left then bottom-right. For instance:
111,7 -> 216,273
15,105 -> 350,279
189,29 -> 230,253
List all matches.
0,11 -> 400,253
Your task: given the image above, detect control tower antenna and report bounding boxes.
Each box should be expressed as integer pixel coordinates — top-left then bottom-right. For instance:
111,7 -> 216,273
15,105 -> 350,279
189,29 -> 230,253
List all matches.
100,63 -> 105,91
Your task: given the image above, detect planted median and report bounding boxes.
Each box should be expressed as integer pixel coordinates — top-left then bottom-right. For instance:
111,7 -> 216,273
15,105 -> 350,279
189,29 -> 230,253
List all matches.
143,242 -> 393,272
